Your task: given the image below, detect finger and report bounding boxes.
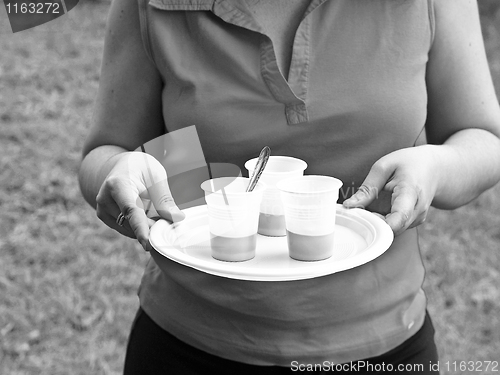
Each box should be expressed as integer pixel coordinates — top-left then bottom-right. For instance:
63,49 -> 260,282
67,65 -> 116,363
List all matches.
96,206 -> 136,238
96,187 -> 158,242
96,185 -> 137,237
385,185 -> 418,235
408,205 -> 428,229
408,213 -> 427,229
148,178 -> 185,223
118,201 -> 152,251
343,162 -> 393,209
96,183 -> 122,218
115,209 -> 158,233
407,187 -> 430,229
104,177 -> 152,250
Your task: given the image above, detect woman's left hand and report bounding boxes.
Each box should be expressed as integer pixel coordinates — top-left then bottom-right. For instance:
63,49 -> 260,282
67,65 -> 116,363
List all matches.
343,146 -> 440,236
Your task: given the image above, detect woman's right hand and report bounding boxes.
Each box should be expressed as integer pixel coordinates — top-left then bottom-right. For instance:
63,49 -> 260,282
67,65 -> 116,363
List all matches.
95,151 -> 185,251
78,0 -> 185,251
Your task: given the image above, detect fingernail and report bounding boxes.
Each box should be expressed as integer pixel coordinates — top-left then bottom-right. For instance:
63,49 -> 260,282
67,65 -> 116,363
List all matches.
343,195 -> 360,207
347,195 -> 360,203
170,207 -> 185,222
139,239 -> 149,251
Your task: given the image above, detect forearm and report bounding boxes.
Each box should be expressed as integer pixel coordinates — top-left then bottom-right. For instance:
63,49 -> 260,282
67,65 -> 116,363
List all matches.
78,145 -> 127,209
431,128 -> 500,209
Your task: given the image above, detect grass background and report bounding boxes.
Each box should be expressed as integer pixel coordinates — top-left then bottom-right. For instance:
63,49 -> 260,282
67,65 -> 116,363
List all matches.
0,1 -> 499,374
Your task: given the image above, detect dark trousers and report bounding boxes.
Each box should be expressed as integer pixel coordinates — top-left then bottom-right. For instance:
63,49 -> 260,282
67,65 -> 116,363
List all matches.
124,308 -> 439,374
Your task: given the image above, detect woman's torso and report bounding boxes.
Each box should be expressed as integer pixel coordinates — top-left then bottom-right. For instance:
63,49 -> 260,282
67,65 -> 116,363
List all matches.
137,0 -> 434,365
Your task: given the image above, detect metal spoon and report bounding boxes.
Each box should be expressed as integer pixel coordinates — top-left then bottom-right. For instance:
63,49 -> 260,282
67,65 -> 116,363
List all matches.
246,146 -> 271,192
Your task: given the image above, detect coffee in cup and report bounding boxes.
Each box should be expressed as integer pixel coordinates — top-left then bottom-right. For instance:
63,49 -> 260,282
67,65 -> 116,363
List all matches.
201,177 -> 265,261
245,156 -> 307,237
277,175 -> 343,261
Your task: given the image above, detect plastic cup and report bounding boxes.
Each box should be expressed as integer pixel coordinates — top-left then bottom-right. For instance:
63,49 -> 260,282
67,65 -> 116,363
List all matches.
201,177 -> 265,262
245,156 -> 307,237
277,175 -> 343,261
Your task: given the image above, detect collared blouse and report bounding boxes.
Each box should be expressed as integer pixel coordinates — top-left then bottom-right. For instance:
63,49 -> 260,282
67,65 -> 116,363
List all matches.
137,0 -> 434,365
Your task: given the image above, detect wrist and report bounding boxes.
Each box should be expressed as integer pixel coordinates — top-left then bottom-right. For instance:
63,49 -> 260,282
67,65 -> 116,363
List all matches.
425,143 -> 456,192
79,146 -> 128,208
422,143 -> 467,209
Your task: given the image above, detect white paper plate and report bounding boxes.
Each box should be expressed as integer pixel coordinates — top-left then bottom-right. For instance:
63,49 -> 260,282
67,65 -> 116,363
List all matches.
149,205 -> 393,281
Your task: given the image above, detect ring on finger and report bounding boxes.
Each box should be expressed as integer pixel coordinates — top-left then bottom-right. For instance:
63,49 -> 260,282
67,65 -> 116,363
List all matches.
116,212 -> 126,227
